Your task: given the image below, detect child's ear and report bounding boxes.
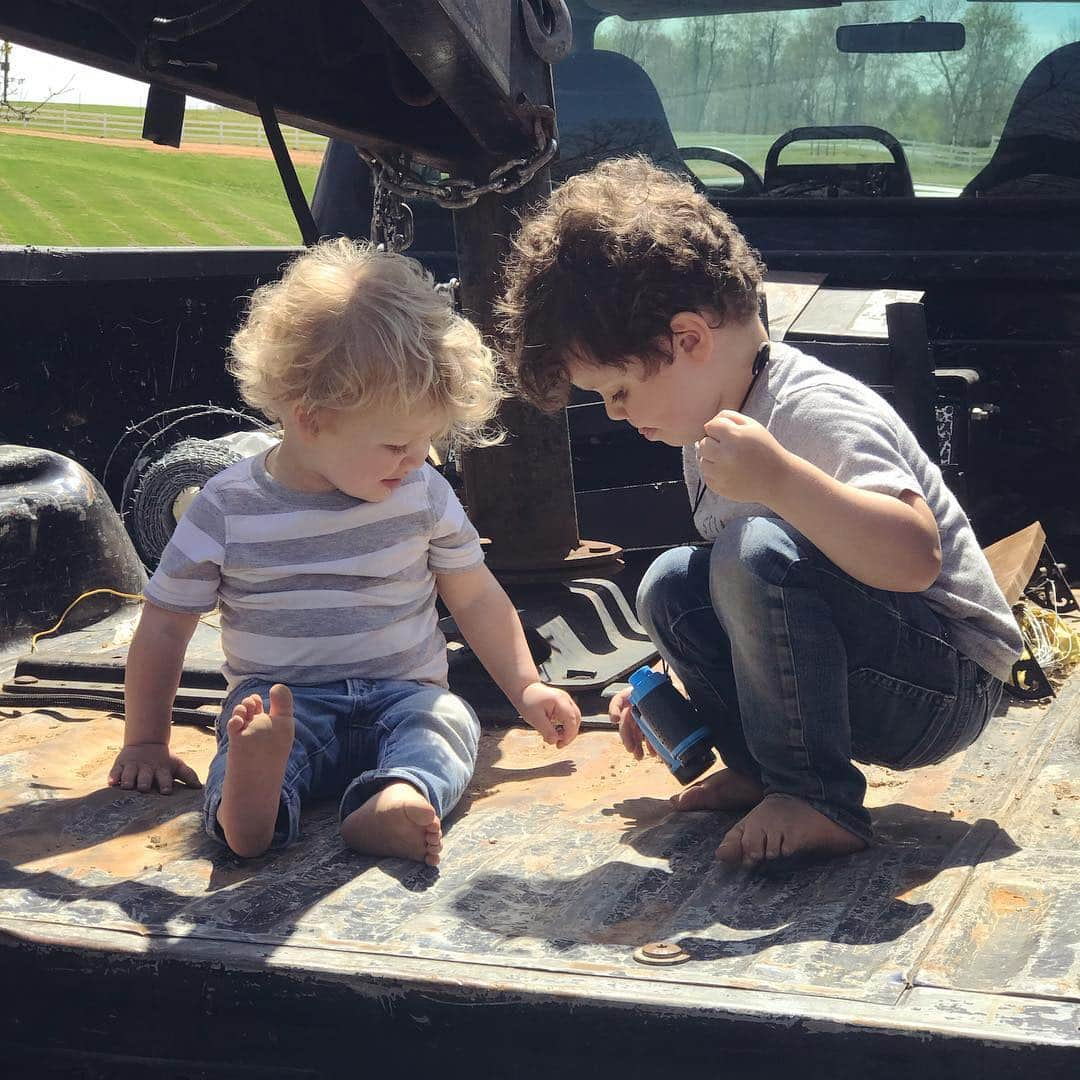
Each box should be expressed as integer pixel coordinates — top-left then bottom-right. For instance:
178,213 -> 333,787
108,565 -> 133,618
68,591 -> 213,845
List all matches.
670,311 -> 711,361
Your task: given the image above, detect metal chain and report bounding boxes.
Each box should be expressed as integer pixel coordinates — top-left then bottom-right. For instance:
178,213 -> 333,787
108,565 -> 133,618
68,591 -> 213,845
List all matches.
357,118 -> 558,213
935,403 -> 955,466
370,161 -> 415,252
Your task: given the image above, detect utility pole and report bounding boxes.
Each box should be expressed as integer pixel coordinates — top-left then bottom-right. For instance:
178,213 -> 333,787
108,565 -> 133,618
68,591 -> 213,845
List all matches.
1,41 -> 11,104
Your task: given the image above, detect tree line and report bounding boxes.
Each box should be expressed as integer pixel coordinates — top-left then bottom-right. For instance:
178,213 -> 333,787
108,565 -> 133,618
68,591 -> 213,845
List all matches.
596,2 -> 1072,148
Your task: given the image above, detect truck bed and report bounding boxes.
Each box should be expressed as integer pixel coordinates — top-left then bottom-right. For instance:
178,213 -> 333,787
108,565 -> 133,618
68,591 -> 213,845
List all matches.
1,611 -> 1078,1078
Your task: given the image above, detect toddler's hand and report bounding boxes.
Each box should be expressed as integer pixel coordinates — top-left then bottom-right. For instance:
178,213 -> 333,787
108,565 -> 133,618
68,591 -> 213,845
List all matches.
108,742 -> 202,795
608,686 -> 656,760
520,682 -> 581,749
696,411 -> 789,506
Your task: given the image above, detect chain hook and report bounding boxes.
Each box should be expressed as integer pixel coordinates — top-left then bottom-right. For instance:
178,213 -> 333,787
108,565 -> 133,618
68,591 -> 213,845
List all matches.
369,156 -> 415,252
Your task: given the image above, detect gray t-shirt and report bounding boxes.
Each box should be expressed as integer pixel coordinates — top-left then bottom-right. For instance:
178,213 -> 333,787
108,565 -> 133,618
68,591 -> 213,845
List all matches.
683,341 -> 1022,681
145,452 -> 484,689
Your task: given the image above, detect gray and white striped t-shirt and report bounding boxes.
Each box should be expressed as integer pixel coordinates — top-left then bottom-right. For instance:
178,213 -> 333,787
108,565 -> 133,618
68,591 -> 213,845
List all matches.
144,451 -> 484,689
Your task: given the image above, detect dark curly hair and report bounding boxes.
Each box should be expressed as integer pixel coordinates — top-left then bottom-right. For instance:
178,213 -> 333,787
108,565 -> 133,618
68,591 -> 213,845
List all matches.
497,156 -> 765,411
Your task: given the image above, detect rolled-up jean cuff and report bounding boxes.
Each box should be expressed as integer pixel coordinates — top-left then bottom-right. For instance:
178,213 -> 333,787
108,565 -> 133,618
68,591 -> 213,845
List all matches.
203,781 -> 302,851
797,793 -> 874,846
339,767 -> 436,823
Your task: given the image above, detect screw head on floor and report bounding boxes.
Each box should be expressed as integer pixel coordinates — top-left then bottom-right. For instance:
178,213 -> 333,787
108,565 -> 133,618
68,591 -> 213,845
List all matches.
633,940 -> 690,966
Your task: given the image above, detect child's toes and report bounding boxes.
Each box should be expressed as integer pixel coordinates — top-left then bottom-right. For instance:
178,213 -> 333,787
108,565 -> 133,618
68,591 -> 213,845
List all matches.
268,683 -> 293,719
402,800 -> 438,831
766,829 -> 786,860
716,823 -> 745,864
232,697 -> 257,726
742,828 -> 766,865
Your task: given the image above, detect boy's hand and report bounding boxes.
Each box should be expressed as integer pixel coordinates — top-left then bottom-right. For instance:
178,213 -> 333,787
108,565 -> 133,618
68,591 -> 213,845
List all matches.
108,742 -> 202,795
696,412 -> 790,506
519,682 -> 581,749
608,686 -> 657,760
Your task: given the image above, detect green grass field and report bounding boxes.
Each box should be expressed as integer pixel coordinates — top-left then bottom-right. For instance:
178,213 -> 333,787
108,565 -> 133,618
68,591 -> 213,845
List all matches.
0,111 -> 990,249
0,129 -> 320,246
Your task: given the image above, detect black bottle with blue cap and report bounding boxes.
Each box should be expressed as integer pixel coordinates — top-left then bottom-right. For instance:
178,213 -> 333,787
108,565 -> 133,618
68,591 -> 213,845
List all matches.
627,665 -> 716,785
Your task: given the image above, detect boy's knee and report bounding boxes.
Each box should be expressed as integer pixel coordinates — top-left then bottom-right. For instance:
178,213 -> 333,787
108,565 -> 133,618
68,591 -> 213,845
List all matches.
636,545 -> 704,632
709,518 -> 807,603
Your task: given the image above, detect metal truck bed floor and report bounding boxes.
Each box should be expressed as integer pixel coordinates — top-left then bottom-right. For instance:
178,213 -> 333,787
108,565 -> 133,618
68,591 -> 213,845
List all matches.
1,661 -> 1078,1076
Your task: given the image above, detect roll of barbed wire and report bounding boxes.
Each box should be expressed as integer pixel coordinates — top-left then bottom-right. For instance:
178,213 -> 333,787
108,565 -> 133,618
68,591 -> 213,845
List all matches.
128,430 -> 278,566
128,437 -> 239,566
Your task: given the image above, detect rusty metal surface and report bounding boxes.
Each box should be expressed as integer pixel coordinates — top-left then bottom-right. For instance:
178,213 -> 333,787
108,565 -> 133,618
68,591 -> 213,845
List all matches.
1,586 -> 1079,1063
914,673 -> 1080,1003
0,660 -> 1077,1040
915,845 -> 1080,1001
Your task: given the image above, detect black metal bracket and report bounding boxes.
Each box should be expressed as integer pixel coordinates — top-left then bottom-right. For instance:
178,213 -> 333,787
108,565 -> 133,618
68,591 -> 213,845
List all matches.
1,674 -> 218,726
1004,656 -> 1055,701
142,84 -> 186,148
1024,542 -> 1078,615
257,95 -> 320,247
443,577 -> 657,721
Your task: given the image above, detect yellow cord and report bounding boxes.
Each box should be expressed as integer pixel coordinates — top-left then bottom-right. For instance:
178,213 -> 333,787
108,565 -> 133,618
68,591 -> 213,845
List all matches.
1017,600 -> 1080,678
30,588 -> 144,651
30,588 -> 221,651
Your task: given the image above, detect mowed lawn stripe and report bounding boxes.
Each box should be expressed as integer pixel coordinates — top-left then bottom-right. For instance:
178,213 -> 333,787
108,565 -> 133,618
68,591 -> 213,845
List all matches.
0,131 -> 319,246
82,136 -> 317,245
192,191 -> 298,245
42,173 -> 144,245
207,192 -> 297,245
153,186 -> 260,246
155,183 -> 301,245
106,186 -> 199,246
0,173 -> 80,244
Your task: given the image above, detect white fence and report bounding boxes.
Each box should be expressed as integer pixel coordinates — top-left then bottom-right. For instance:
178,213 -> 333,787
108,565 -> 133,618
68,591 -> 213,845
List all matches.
2,105 -> 327,152
6,108 -> 994,172
679,131 -> 994,171
903,140 -> 993,170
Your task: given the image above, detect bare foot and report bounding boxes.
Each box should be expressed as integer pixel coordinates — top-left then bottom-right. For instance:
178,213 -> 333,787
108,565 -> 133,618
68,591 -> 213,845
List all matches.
671,768 -> 764,812
217,684 -> 295,858
716,793 -> 866,868
341,781 -> 443,866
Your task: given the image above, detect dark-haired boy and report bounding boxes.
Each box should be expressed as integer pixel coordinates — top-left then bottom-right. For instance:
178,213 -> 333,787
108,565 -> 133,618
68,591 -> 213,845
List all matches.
498,157 -> 1021,866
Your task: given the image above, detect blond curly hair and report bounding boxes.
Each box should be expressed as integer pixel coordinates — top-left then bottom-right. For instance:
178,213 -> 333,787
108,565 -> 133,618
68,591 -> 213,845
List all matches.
229,238 -> 505,447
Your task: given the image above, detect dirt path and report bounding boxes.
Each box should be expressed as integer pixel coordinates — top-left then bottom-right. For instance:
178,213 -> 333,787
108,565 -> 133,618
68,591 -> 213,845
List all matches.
0,122 -> 325,165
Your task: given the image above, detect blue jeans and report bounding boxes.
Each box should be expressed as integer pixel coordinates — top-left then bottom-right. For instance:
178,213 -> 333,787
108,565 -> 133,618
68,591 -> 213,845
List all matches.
636,518 -> 1003,842
203,678 -> 481,849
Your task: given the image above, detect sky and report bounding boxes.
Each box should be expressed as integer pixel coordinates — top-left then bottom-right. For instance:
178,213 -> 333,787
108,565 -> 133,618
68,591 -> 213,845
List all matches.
6,46 -> 211,108
6,4 -> 1078,107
